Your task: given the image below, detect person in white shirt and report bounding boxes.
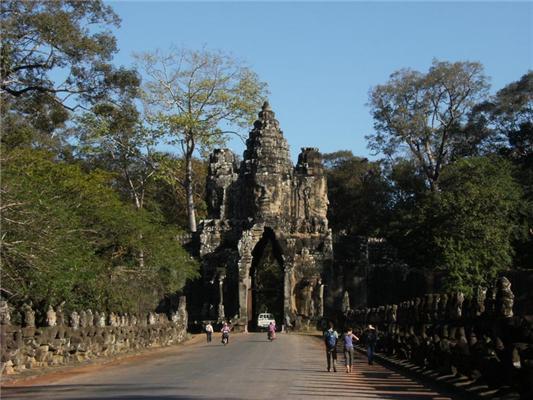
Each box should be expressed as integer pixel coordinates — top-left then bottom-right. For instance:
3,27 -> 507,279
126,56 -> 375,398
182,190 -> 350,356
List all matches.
205,322 -> 213,343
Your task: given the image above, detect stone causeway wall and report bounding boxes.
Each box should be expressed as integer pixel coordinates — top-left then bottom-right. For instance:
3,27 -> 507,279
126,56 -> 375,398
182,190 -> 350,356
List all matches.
343,276 -> 533,398
0,297 -> 188,376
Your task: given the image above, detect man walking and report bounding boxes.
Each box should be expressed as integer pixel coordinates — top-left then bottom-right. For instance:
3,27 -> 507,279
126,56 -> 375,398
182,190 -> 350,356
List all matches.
324,321 -> 339,372
205,321 -> 213,343
365,324 -> 377,365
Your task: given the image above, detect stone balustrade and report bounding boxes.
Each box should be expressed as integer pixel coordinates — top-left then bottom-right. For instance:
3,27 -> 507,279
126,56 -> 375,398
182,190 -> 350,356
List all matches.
343,277 -> 533,398
0,297 -> 188,375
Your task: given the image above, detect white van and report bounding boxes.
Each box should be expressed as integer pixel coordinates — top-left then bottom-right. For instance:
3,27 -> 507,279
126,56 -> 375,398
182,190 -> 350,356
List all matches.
257,313 -> 276,329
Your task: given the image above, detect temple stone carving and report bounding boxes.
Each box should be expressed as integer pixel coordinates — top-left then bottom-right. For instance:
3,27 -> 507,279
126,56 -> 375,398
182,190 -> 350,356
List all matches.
70,311 -> 80,330
0,301 -> 11,325
46,305 -> 57,327
197,102 -> 333,328
22,303 -> 35,328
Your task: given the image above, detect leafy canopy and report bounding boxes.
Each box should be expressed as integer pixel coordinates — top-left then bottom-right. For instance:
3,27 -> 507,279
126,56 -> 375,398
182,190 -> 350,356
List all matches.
367,60 -> 489,191
1,149 -> 198,313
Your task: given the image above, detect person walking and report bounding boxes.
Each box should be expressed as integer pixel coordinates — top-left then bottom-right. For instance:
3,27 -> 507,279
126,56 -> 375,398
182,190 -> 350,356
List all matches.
365,324 -> 377,365
324,321 -> 339,372
343,327 -> 359,373
205,321 -> 213,343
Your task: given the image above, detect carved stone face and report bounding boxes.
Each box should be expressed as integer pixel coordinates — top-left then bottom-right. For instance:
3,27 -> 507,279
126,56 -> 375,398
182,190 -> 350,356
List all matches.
46,306 -> 57,327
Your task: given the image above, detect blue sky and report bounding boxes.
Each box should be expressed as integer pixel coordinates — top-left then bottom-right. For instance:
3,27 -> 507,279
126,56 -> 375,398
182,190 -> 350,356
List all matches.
106,1 -> 532,161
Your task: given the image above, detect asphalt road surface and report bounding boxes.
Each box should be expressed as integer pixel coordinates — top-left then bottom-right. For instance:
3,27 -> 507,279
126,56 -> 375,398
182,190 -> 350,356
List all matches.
1,332 -> 458,400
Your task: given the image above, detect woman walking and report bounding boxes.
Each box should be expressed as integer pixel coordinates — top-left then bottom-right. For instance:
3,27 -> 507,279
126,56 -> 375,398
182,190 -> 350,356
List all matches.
343,327 -> 359,373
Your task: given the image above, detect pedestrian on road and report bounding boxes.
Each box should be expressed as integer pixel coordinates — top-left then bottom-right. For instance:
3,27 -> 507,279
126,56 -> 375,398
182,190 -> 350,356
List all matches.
365,324 -> 377,365
324,321 -> 339,372
205,322 -> 213,343
343,327 -> 359,373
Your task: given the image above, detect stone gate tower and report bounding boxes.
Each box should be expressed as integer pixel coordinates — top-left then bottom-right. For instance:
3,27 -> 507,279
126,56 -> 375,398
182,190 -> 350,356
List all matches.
198,102 -> 332,329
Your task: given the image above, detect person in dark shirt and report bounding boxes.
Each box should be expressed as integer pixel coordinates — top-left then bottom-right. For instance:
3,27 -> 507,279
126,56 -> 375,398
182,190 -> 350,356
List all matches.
365,324 -> 377,365
323,321 -> 339,372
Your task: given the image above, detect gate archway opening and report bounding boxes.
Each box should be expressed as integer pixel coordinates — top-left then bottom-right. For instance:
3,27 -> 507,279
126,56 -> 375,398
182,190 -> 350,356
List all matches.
248,227 -> 284,330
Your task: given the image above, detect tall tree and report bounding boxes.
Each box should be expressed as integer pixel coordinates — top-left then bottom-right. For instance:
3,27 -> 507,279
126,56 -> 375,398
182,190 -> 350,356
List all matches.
0,0 -> 138,138
367,60 -> 490,191
134,48 -> 268,232
77,101 -> 159,213
468,71 -> 533,268
1,149 -> 198,312
435,157 -> 522,292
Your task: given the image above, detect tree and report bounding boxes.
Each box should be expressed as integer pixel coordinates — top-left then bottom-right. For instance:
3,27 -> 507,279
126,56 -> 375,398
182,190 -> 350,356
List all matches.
323,151 -> 390,236
435,157 -> 522,293
151,155 -> 209,229
367,60 -> 490,191
384,160 -> 440,270
134,48 -> 268,232
0,0 -> 138,136
468,71 -> 533,269
76,99 -> 164,268
1,148 -> 198,313
77,101 -> 159,213
470,71 -> 532,161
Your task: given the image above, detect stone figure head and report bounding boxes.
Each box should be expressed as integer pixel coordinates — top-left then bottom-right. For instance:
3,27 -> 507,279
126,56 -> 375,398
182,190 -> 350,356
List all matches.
0,301 -> 11,325
46,305 -> 57,327
496,276 -> 514,318
475,286 -> 487,316
70,311 -> 80,330
23,302 -> 35,327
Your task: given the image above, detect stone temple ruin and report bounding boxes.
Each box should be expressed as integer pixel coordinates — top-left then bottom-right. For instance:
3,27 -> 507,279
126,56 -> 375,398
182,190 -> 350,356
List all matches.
197,102 -> 333,329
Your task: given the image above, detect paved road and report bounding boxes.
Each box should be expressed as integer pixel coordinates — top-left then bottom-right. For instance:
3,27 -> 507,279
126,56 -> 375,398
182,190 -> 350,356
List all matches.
1,333 -> 457,400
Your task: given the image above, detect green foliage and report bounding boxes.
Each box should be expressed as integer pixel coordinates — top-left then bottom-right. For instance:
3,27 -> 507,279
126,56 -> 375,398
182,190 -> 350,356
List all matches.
467,72 -> 533,268
0,0 -> 139,134
1,149 -> 198,313
384,161 -> 441,270
434,157 -> 522,293
149,155 -> 208,228
367,59 -> 490,191
323,151 -> 390,236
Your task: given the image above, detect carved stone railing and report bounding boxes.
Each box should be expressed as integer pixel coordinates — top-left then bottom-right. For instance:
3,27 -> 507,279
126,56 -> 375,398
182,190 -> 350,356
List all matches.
343,277 -> 533,398
0,297 -> 188,375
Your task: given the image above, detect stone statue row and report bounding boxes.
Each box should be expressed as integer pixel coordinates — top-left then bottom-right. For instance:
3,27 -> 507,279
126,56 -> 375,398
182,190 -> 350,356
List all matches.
0,300 -> 187,329
345,277 -> 515,326
343,277 -> 531,396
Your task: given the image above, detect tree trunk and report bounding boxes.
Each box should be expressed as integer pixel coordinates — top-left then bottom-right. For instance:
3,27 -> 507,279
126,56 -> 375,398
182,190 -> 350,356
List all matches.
185,148 -> 197,233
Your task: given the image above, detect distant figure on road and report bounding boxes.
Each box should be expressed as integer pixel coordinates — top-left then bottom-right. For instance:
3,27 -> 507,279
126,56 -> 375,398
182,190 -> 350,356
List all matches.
221,322 -> 231,344
343,327 -> 359,373
267,321 -> 276,341
323,321 -> 339,372
205,322 -> 213,343
284,314 -> 292,333
364,324 -> 377,365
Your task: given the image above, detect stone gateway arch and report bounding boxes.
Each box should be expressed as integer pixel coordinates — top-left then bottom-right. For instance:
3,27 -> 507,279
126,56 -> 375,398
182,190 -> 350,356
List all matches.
197,102 -> 333,330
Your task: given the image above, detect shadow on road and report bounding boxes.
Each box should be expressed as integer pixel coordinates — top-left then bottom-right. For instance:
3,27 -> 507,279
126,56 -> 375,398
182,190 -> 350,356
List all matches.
2,384 -> 243,400
286,352 -> 458,400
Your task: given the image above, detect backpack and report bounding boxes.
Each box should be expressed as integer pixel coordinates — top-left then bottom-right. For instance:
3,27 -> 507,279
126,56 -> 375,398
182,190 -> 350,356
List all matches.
325,330 -> 337,349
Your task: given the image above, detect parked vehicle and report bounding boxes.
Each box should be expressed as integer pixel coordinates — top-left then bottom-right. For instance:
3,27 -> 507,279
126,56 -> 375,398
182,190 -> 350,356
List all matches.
257,313 -> 276,330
